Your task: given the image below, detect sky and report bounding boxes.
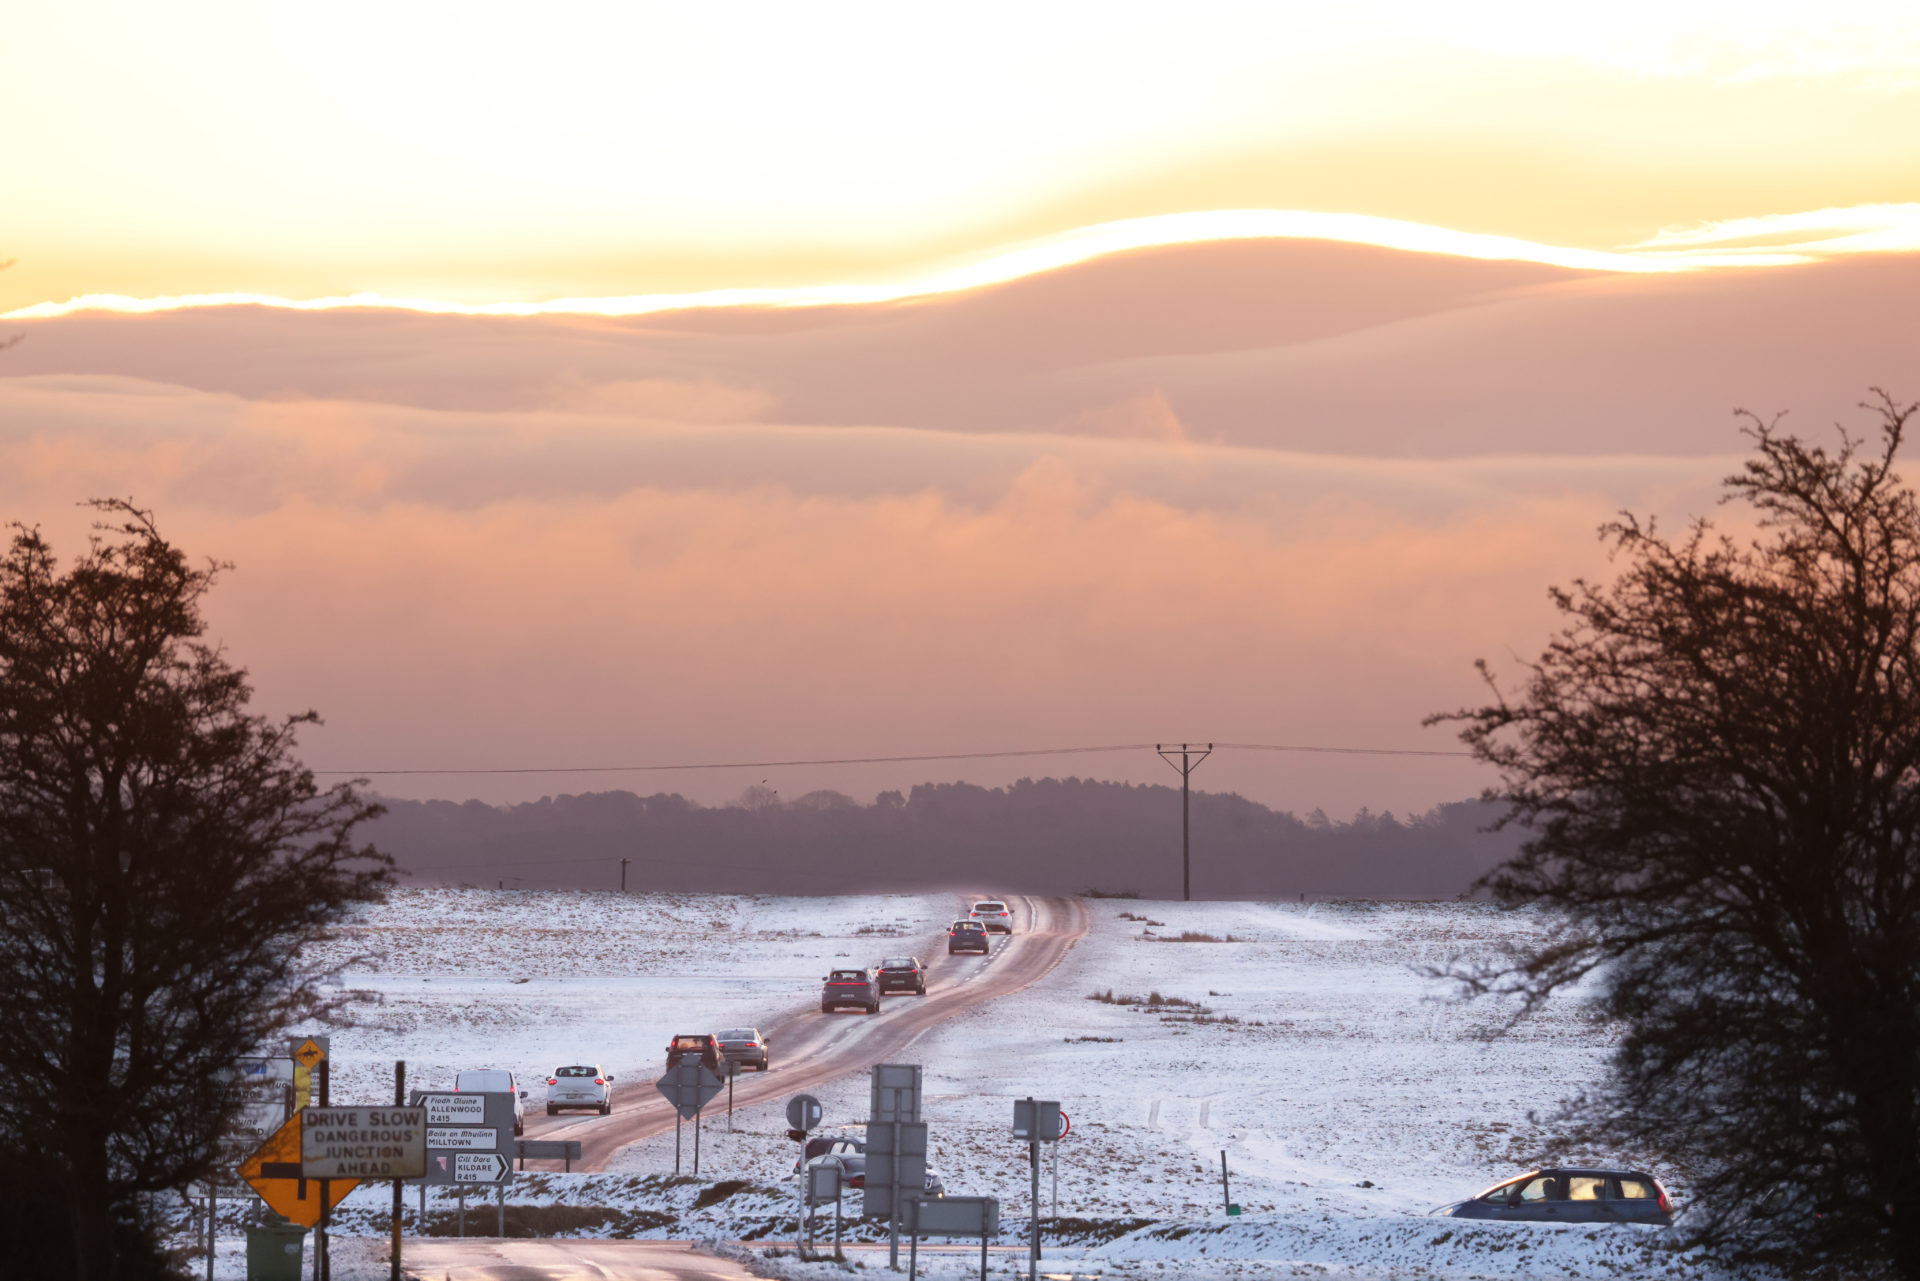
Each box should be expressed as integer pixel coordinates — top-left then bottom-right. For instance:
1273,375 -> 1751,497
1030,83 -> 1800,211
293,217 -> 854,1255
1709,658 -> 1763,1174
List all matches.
3,3 -> 1919,817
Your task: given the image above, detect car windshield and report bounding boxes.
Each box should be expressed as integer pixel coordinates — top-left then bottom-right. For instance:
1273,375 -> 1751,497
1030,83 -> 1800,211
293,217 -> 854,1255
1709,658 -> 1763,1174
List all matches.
880,958 -> 914,968
829,970 -> 867,981
973,902 -> 1005,912
953,922 -> 983,930
554,1066 -> 597,1078
716,1029 -> 755,1041
672,1036 -> 709,1048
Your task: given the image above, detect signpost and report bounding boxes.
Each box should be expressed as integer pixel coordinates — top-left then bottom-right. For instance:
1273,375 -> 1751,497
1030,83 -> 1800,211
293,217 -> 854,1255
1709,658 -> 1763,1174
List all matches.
1012,1099 -> 1064,1281
515,1139 -> 583,1171
654,1062 -> 723,1176
805,1160 -> 843,1259
787,1093 -> 823,1243
410,1090 -> 515,1239
905,1197 -> 1000,1281
866,1064 -> 926,1270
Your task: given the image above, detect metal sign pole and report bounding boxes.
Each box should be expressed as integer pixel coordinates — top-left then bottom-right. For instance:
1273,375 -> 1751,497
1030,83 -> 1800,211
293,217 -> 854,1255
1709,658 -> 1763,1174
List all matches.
728,1064 -> 735,1132
497,1183 -> 504,1237
206,1186 -> 215,1281
908,1199 -> 918,1281
694,1107 -> 702,1177
391,1061 -> 405,1281
674,1113 -> 682,1176
1028,1137 -> 1040,1281
319,1055 -> 330,1281
1221,1149 -> 1230,1215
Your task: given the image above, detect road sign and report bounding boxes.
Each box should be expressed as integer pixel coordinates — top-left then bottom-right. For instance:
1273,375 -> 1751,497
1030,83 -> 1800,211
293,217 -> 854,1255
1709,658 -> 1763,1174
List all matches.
299,1106 -> 426,1179
516,1139 -> 583,1166
1056,1110 -> 1070,1139
807,1161 -> 843,1205
861,1119 -> 927,1218
238,1113 -> 358,1227
870,1063 -> 922,1123
288,1035 -> 328,1111
425,1126 -> 496,1150
453,1153 -> 511,1183
410,1091 -> 514,1186
1012,1099 -> 1063,1142
909,1196 -> 1000,1236
417,1093 -> 486,1124
787,1093 -> 823,1131
655,1061 -> 723,1120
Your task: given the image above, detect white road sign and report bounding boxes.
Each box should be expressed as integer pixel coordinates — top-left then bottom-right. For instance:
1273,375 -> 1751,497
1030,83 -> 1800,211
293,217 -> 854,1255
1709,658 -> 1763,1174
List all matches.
453,1152 -> 512,1183
299,1106 -> 427,1179
418,1094 -> 486,1125
426,1126 -> 498,1150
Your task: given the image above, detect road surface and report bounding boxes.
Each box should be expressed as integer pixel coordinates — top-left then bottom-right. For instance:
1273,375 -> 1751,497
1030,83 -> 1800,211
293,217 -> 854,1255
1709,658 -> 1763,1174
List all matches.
521,893 -> 1089,1171
403,1239 -> 758,1280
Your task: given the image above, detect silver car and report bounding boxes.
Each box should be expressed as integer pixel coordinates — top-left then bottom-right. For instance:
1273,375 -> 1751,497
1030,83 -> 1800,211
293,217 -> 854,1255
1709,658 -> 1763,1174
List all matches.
544,1063 -> 614,1116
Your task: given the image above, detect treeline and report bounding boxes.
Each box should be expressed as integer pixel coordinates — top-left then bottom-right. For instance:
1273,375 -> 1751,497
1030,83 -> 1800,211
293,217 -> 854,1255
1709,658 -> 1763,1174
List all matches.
369,777 -> 1520,899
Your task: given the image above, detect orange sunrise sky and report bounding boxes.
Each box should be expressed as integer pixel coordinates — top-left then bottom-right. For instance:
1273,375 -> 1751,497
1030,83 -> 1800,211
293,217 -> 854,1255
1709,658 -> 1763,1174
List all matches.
4,2 -> 1919,814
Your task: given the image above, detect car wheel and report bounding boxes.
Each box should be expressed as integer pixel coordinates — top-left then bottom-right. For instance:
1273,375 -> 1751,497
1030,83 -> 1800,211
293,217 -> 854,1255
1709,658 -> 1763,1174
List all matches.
600,1102 -> 611,1116
821,1004 -> 832,1013
546,1105 -> 557,1116
515,1121 -> 524,1136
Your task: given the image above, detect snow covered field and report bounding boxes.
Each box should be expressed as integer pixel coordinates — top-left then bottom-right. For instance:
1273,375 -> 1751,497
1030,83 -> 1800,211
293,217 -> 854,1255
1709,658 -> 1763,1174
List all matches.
179,890 -> 1767,1280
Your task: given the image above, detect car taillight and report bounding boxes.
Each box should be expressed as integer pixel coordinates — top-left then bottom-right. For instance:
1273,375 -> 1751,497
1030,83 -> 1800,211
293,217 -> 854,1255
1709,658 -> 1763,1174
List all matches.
547,1078 -> 557,1085
1658,1192 -> 1672,1214
594,1078 -> 604,1085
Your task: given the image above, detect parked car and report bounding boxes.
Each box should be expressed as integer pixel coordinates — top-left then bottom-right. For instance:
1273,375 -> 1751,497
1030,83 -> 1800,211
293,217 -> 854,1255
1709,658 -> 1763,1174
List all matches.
821,968 -> 879,1014
545,1063 -> 614,1116
715,1028 -> 770,1072
1449,1168 -> 1674,1224
453,1068 -> 528,1135
665,1033 -> 726,1072
948,920 -> 989,954
797,1136 -> 946,1198
876,957 -> 927,995
968,900 -> 1015,933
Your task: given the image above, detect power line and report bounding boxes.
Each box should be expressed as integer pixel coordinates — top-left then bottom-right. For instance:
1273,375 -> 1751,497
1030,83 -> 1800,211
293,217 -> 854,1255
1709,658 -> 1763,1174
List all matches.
313,739 -> 1472,777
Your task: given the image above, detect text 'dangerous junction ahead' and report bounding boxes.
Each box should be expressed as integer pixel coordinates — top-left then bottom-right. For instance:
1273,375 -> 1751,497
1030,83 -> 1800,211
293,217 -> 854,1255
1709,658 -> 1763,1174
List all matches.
300,1106 -> 428,1180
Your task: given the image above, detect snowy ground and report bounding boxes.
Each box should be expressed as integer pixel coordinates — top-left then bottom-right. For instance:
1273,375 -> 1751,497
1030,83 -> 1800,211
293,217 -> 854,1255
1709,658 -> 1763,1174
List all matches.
173,891 -> 1771,1280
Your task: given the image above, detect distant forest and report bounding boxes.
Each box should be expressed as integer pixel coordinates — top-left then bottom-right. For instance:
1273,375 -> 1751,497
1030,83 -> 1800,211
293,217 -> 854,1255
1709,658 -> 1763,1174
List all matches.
368,778 -> 1522,900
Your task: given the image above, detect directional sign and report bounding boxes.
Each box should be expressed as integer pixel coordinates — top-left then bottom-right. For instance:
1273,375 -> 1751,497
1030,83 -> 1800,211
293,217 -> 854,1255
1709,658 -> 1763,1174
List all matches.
909,1196 -> 1001,1237
786,1093 -> 823,1132
417,1094 -> 485,1124
870,1063 -> 922,1123
410,1091 -> 514,1187
300,1106 -> 426,1179
239,1113 -> 358,1227
453,1153 -> 511,1183
425,1126 -> 496,1150
654,1062 -> 723,1120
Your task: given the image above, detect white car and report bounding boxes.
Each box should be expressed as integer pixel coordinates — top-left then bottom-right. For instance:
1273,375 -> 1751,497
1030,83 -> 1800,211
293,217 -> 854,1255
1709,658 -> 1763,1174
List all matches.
453,1068 -> 528,1135
545,1063 -> 614,1115
969,900 -> 1015,934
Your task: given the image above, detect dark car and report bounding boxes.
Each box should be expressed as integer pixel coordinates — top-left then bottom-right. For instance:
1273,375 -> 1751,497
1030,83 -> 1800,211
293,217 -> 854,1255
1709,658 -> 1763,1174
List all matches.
876,957 -> 927,995
665,1033 -> 725,1072
948,920 -> 989,955
1450,1168 -> 1674,1225
797,1136 -> 945,1198
715,1027 -> 769,1072
821,968 -> 879,1014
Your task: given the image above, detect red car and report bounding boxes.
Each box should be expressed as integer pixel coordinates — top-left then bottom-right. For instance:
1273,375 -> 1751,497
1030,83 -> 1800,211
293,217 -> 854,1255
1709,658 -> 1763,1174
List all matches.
665,1033 -> 725,1071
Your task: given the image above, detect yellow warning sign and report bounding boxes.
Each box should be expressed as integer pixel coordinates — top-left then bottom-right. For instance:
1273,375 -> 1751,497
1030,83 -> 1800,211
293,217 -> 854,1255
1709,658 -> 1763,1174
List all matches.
239,1114 -> 358,1227
292,1039 -> 327,1069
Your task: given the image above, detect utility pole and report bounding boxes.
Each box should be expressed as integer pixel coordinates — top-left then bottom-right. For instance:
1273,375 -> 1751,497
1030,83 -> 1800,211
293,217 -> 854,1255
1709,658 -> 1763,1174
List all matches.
620,857 -> 631,893
1156,743 -> 1212,902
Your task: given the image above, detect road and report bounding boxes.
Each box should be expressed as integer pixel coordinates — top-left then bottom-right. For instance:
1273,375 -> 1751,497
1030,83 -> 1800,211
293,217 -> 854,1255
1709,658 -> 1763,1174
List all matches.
521,894 -> 1089,1172
403,1239 -> 758,1280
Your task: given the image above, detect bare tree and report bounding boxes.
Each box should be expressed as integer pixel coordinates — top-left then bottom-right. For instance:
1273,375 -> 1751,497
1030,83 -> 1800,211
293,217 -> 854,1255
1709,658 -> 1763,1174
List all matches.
1434,393 -> 1920,1277
0,503 -> 391,1280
